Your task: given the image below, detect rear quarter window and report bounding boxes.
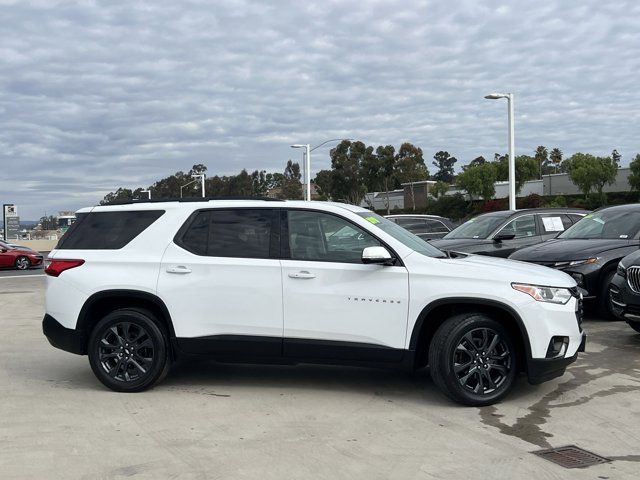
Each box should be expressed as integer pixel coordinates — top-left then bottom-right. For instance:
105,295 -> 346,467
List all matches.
56,210 -> 165,250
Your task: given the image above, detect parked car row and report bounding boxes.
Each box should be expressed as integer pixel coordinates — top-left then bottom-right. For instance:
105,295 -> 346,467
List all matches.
389,204 -> 640,334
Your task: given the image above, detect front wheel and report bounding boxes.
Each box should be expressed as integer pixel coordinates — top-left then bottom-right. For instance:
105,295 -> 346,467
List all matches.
88,309 -> 170,392
15,256 -> 30,270
429,313 -> 517,406
598,270 -> 617,320
628,322 -> 640,334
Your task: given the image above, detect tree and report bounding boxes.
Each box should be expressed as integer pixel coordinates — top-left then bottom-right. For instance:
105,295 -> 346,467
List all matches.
550,148 -> 563,173
565,153 -> 617,198
313,170 -> 333,200
375,145 -> 397,214
395,142 -> 428,211
456,162 -> 498,201
100,187 -> 135,205
612,149 -> 622,167
535,145 -> 553,176
328,140 -> 373,205
280,160 -> 303,199
463,156 -> 486,171
432,151 -> 457,183
627,154 -> 640,192
493,154 -> 539,193
431,181 -> 450,198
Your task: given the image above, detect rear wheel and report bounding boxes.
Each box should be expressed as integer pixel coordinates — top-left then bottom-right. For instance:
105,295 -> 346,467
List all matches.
429,313 -> 517,406
88,309 -> 169,392
15,256 -> 30,270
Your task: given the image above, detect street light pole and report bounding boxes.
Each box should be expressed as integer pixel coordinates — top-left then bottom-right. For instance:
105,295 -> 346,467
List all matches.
191,174 -> 206,198
290,139 -> 352,201
485,92 -> 516,210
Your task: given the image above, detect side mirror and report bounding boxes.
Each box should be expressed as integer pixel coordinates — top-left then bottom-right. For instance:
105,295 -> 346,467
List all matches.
493,233 -> 516,242
362,246 -> 393,265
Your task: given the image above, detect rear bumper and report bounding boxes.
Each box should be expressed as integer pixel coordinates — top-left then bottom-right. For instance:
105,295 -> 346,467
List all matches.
42,314 -> 85,355
527,333 -> 586,385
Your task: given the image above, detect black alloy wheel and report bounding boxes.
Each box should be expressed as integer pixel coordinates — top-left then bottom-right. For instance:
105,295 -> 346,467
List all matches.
88,309 -> 169,392
429,313 -> 517,406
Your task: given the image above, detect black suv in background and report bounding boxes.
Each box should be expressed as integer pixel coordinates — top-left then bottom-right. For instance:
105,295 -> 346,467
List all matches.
385,214 -> 454,240
510,204 -> 640,317
429,208 -> 588,257
609,250 -> 640,333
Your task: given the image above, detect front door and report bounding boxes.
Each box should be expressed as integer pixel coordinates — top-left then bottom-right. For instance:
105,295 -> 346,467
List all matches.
281,209 -> 409,362
157,208 -> 283,356
490,214 -> 541,257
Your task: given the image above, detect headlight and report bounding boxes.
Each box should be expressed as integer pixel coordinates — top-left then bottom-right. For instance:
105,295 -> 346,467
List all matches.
617,263 -> 627,278
512,283 -> 573,304
568,257 -> 599,267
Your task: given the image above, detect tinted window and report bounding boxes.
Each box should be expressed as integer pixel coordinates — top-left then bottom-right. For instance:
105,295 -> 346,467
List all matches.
180,209 -> 275,258
209,209 -> 274,258
444,214 -> 509,239
181,211 -> 210,255
288,210 -> 380,263
560,209 -> 640,240
424,219 -> 449,233
57,211 -> 164,249
498,215 -> 537,238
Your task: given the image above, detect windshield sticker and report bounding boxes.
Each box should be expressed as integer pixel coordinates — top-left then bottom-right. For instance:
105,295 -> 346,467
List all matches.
584,214 -> 593,219
620,234 -> 629,238
365,216 -> 380,224
593,217 -> 605,224
473,235 -> 479,239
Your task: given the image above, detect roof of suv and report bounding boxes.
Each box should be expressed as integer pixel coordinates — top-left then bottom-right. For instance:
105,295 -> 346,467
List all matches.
80,199 -> 372,215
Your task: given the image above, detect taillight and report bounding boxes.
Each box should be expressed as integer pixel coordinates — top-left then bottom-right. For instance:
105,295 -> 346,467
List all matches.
44,259 -> 85,277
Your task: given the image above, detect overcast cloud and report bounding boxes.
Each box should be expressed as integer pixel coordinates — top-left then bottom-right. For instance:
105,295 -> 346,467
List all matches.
1,0 -> 639,219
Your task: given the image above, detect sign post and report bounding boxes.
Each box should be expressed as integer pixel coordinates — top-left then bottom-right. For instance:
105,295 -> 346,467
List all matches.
3,204 -> 20,241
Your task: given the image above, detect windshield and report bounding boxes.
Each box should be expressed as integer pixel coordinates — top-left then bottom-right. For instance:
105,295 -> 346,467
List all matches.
444,214 -> 508,239
559,209 -> 640,240
356,212 -> 446,258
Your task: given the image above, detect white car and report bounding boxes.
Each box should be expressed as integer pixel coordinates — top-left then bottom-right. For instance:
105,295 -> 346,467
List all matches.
43,199 -> 585,405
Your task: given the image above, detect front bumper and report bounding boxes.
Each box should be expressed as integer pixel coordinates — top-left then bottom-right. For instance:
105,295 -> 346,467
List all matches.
609,273 -> 640,326
42,314 -> 85,355
528,332 -> 586,384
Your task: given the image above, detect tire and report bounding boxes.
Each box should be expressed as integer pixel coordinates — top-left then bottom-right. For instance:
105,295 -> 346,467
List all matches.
428,313 -> 517,406
88,308 -> 170,392
598,270 -> 617,320
15,256 -> 30,270
628,322 -> 640,334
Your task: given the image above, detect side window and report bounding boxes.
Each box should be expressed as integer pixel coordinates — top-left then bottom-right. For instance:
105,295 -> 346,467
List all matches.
181,211 -> 210,255
498,215 -> 537,238
424,219 -> 449,233
179,209 -> 275,258
539,214 -> 571,234
288,210 -> 381,263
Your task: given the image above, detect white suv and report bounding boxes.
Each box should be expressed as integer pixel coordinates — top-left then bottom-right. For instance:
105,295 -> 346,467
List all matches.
43,199 -> 586,406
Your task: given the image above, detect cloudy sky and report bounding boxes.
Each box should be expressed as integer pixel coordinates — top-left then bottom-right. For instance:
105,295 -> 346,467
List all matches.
1,0 -> 639,219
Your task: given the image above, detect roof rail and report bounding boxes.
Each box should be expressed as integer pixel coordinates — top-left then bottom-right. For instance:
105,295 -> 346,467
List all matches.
104,196 -> 285,206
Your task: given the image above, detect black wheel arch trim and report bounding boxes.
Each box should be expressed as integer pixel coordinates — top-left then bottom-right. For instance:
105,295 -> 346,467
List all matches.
409,297 -> 533,365
76,289 -> 177,340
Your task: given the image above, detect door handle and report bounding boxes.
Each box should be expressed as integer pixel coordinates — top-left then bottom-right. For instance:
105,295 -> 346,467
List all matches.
166,265 -> 192,274
288,270 -> 316,279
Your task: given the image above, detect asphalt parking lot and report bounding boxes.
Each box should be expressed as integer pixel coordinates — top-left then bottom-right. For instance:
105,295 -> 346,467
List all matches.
1,274 -> 640,479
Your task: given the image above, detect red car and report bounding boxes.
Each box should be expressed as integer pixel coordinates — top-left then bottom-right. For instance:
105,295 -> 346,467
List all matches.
0,240 -> 44,270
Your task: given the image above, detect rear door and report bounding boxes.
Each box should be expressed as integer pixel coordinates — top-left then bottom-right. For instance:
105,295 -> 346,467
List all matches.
157,208 -> 283,356
538,213 -> 572,241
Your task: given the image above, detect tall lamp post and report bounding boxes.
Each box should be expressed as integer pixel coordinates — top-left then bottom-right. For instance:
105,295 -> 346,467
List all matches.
192,174 -> 206,198
485,92 -> 516,210
290,138 -> 352,201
